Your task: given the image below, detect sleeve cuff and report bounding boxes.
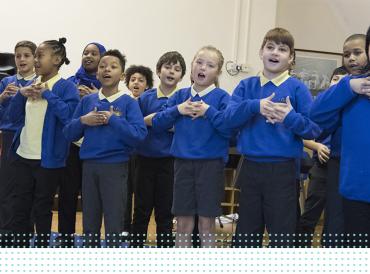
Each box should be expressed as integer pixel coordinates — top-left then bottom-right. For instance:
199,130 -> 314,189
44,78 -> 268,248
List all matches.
250,99 -> 261,114
42,89 -> 53,100
283,108 -> 297,127
169,105 -> 181,117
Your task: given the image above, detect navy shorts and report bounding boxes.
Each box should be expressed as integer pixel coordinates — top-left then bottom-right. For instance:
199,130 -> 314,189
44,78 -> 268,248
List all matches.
172,158 -> 224,217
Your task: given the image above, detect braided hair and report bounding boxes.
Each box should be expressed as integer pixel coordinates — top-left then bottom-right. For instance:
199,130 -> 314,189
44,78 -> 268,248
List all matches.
42,37 -> 70,68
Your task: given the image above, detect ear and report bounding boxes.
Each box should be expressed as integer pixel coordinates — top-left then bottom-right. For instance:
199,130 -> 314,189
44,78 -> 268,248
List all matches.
259,48 -> 263,60
53,55 -> 62,67
120,72 -> 125,81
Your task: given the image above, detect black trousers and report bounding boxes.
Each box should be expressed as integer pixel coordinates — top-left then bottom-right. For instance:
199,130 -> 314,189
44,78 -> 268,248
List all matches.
232,160 -> 297,248
123,156 -> 137,232
131,156 -> 174,247
343,198 -> 370,247
57,144 -> 82,246
0,131 -> 17,247
11,157 -> 62,248
296,161 -> 327,247
321,157 -> 345,247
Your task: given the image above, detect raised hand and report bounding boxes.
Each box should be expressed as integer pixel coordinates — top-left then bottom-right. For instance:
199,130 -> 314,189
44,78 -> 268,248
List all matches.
260,93 -> 276,123
267,96 -> 293,123
80,107 -> 107,126
350,77 -> 370,98
78,84 -> 99,97
98,105 -> 115,124
190,100 -> 210,119
0,82 -> 18,103
177,98 -> 194,116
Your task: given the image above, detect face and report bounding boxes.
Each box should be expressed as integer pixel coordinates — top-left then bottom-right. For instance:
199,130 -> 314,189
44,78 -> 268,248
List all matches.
157,61 -> 183,89
82,44 -> 101,73
343,38 -> 367,75
191,50 -> 220,90
259,40 -> 293,78
330,74 -> 347,86
97,55 -> 124,89
34,43 -> 60,78
128,72 -> 148,98
15,47 -> 35,76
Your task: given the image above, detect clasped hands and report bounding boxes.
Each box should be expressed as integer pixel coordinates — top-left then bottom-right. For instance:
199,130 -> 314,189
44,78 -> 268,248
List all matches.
80,106 -> 115,126
177,98 -> 209,119
19,82 -> 49,100
260,93 -> 293,124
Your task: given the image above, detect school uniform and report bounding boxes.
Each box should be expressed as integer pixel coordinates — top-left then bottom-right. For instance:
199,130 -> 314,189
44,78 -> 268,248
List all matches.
63,90 -> 147,247
0,73 -> 36,246
57,43 -> 106,247
8,74 -> 79,247
296,136 -> 330,247
310,75 -> 370,247
152,85 -> 231,219
215,71 -> 321,247
131,87 -> 176,247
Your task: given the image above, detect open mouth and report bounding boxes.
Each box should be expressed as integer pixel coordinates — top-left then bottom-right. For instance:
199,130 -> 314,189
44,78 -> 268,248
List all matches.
102,74 -> 111,79
166,76 -> 175,81
198,73 -> 206,80
268,58 -> 279,63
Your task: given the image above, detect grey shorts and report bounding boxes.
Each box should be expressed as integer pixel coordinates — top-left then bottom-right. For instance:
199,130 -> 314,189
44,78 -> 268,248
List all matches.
172,158 -> 225,217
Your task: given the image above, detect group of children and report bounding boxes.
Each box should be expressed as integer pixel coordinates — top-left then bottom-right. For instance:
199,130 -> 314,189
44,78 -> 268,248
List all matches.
0,25 -> 369,248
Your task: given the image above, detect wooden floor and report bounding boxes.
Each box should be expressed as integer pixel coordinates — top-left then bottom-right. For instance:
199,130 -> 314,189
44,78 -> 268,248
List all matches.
50,211 -> 323,247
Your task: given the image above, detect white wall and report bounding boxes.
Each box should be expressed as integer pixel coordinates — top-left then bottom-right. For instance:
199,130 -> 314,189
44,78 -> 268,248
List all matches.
0,0 -> 277,93
276,0 -> 370,53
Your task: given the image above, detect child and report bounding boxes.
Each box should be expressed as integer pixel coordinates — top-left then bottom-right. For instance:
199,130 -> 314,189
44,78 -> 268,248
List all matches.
310,29 -> 370,247
125,65 -> 154,99
151,46 -> 231,247
214,28 -> 321,247
122,65 -> 154,239
0,41 -> 37,246
63,49 -> 147,248
8,38 -> 79,247
297,66 -> 347,247
68,42 -> 107,95
56,42 -> 106,247
131,52 -> 185,247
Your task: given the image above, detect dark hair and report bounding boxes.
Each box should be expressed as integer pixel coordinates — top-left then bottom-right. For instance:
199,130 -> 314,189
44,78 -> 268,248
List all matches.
42,37 -> 70,68
124,65 -> 154,89
156,51 -> 186,77
366,26 -> 370,60
330,66 -> 348,82
14,40 -> 37,55
100,49 -> 127,72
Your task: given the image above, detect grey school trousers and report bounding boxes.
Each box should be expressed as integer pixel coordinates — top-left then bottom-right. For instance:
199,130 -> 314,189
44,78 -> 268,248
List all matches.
82,161 -> 128,247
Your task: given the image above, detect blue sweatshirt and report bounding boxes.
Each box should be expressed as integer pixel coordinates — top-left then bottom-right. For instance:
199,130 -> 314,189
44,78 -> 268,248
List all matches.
0,75 -> 35,131
63,91 -> 147,163
9,78 -> 79,168
136,88 -> 174,158
152,86 -> 231,160
310,75 -> 370,203
209,76 -> 321,162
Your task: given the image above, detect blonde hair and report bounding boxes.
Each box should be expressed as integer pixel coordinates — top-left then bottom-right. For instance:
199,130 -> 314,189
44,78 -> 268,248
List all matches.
192,45 -> 224,87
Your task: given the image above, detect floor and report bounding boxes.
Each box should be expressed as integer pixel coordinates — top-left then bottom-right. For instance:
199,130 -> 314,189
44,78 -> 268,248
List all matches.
50,211 -> 323,248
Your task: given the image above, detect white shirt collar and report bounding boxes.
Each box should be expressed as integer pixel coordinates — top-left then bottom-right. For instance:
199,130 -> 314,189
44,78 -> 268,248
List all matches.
98,89 -> 125,103
190,84 -> 216,98
16,72 -> 36,81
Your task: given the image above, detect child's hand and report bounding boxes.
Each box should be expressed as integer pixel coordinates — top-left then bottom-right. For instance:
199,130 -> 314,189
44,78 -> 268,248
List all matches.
19,85 -> 36,98
80,107 -> 107,126
260,93 -> 276,123
0,82 -> 18,103
78,84 -> 99,97
177,98 -> 194,116
29,83 -> 48,100
98,105 -> 114,124
316,143 -> 330,164
350,77 -> 370,98
268,96 -> 293,123
190,100 -> 209,119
